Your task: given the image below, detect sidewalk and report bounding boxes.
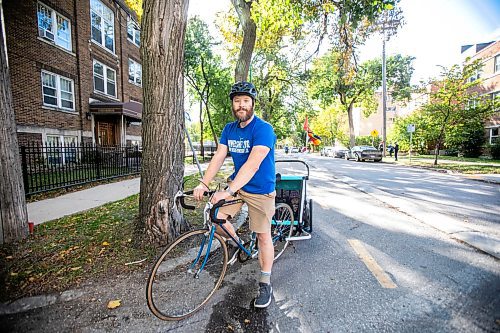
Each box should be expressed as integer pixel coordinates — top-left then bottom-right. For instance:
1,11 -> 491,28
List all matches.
27,163 -> 206,225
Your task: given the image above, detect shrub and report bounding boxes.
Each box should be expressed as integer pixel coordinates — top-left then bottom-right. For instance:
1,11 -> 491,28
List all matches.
490,143 -> 500,160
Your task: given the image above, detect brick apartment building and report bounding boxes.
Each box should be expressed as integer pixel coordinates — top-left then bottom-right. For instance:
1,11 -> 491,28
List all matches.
461,40 -> 500,145
3,0 -> 143,148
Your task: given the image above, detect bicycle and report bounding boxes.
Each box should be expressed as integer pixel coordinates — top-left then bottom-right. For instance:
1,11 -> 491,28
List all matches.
146,189 -> 295,321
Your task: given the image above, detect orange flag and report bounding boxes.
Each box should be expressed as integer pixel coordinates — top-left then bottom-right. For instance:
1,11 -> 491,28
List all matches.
303,116 -> 310,131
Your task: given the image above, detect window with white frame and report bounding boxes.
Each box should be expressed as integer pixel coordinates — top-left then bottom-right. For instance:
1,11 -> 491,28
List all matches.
495,55 -> 500,73
93,60 -> 116,97
41,71 -> 75,110
90,0 -> 114,53
46,135 -> 78,164
466,98 -> 478,109
37,2 -> 72,51
469,70 -> 481,82
491,91 -> 499,111
127,17 -> 140,47
490,127 -> 499,144
128,58 -> 142,86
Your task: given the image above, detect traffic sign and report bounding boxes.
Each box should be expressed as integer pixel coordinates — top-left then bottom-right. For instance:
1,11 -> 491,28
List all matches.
407,124 -> 415,133
370,129 -> 379,137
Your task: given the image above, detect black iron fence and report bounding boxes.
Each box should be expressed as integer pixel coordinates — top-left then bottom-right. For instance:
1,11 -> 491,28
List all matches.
185,144 -> 216,163
20,143 -> 141,196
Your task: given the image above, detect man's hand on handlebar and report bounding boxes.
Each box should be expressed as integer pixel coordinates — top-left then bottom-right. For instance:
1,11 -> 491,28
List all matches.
210,190 -> 232,205
193,183 -> 209,201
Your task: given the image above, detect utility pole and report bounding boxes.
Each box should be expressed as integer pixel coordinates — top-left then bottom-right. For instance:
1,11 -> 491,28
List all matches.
382,28 -> 387,157
378,7 -> 404,158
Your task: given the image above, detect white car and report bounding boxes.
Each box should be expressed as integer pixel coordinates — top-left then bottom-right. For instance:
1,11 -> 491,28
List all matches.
320,146 -> 334,157
290,147 -> 299,153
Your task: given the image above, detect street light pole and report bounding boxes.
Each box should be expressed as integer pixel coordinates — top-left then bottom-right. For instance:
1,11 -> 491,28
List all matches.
382,30 -> 387,157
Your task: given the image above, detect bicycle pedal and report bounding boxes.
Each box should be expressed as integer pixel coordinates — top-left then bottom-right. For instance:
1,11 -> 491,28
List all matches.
228,256 -> 238,265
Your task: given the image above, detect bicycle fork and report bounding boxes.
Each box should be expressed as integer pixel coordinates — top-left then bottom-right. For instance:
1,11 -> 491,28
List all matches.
188,227 -> 217,279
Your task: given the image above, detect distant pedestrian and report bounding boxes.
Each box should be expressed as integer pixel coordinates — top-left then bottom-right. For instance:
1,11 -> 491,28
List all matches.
389,145 -> 394,157
394,143 -> 399,161
378,141 -> 384,153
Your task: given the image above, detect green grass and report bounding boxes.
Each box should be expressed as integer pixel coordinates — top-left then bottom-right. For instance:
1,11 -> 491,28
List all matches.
402,154 -> 500,164
391,156 -> 500,174
0,170 -> 231,302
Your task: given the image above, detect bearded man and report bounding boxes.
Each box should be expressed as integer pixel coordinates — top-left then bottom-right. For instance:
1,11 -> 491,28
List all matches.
193,81 -> 277,308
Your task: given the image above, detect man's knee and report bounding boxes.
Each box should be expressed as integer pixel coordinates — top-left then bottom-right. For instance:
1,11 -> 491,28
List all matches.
257,232 -> 272,246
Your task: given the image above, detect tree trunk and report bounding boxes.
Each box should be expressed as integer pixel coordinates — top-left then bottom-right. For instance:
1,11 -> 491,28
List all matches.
434,110 -> 450,166
231,0 -> 256,82
200,59 -> 218,147
199,99 -> 204,158
347,102 -> 355,148
139,0 -> 190,245
0,4 -> 28,244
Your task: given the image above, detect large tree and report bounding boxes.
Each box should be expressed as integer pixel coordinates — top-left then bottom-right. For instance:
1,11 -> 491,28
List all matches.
0,3 -> 28,244
139,0 -> 190,244
309,52 -> 413,147
185,16 -> 218,152
421,60 -> 495,164
390,60 -> 497,161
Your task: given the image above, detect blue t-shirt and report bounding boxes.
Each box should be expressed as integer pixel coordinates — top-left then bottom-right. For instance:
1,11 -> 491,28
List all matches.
220,116 -> 276,194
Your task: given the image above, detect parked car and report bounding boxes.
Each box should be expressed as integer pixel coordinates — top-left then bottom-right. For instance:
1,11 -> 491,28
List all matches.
290,147 -> 299,153
332,145 -> 349,158
320,146 -> 334,156
345,145 -> 382,162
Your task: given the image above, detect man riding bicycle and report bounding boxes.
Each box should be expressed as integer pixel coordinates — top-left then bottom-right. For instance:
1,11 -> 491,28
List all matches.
193,81 -> 276,308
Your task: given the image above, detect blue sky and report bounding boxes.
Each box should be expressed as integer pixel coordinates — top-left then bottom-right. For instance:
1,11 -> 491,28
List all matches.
188,0 -> 500,84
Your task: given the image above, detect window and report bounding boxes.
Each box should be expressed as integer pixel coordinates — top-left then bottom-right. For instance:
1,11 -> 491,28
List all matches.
128,59 -> 142,86
46,135 -> 78,164
90,0 -> 114,53
467,98 -> 479,110
127,17 -> 140,47
37,2 -> 72,51
491,127 -> 499,144
495,55 -> 500,73
469,70 -> 481,82
93,60 -> 116,97
41,71 -> 75,110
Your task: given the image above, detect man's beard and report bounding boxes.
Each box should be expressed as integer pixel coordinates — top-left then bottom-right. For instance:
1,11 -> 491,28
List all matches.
232,105 -> 254,122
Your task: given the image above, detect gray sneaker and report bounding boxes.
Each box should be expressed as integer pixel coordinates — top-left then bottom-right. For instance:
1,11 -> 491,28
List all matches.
254,283 -> 273,308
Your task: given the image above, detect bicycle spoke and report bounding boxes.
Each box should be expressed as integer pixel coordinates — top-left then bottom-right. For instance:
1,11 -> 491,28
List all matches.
147,229 -> 228,320
272,203 -> 294,260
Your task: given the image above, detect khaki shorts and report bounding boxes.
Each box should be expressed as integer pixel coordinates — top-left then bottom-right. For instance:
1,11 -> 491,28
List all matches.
218,189 -> 276,233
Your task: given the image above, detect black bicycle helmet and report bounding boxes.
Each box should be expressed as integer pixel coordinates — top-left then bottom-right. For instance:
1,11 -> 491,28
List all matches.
229,81 -> 257,100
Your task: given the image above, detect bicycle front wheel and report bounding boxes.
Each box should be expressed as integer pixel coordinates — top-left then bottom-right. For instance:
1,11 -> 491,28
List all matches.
146,229 -> 228,321
272,203 -> 295,260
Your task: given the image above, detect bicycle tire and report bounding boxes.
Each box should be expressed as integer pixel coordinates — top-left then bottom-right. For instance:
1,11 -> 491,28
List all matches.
146,229 -> 228,321
302,198 -> 313,233
272,203 -> 295,260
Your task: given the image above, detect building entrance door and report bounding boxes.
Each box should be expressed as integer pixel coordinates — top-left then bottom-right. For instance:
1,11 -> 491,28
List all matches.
96,121 -> 116,146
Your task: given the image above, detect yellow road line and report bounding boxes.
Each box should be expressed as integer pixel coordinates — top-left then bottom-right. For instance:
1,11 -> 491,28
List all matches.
348,239 -> 397,289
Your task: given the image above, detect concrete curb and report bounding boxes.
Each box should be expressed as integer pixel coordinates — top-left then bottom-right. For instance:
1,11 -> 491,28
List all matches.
0,289 -> 85,316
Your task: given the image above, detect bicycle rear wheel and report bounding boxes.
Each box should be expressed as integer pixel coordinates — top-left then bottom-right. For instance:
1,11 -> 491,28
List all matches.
146,229 -> 228,321
272,203 -> 294,260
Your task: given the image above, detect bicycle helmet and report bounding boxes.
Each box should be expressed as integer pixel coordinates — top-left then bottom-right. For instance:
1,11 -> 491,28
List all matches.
229,81 -> 257,100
